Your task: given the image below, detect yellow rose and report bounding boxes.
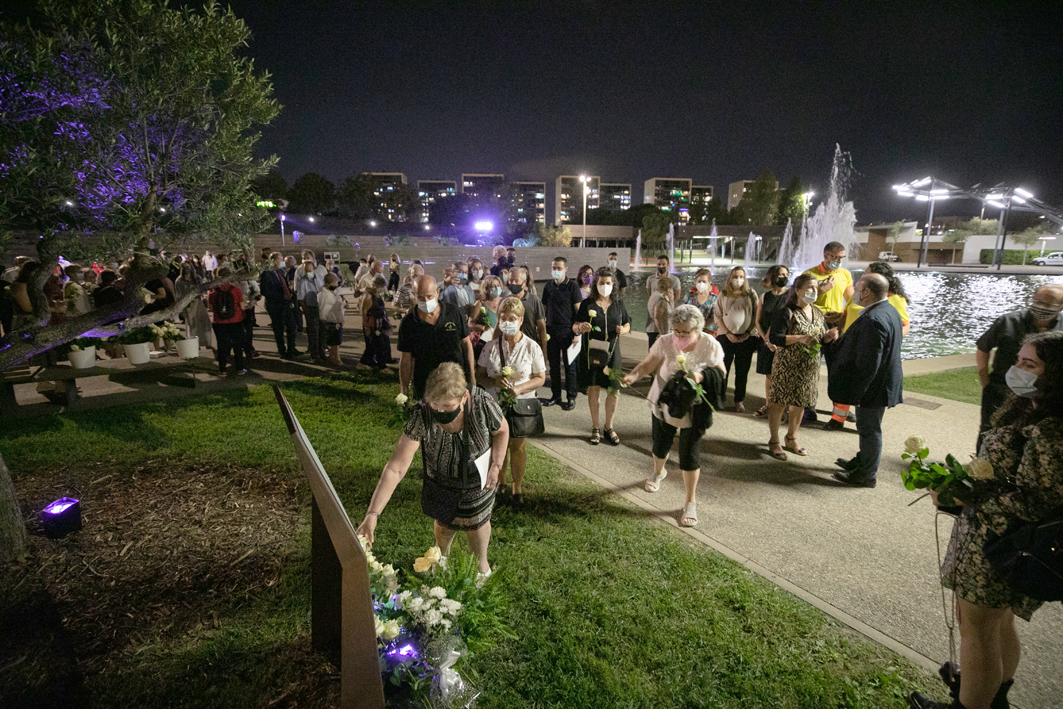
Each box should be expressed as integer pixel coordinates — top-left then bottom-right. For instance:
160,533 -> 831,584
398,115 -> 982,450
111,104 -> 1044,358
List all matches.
903,436 -> 926,455
965,457 -> 994,480
412,556 -> 433,573
423,546 -> 442,564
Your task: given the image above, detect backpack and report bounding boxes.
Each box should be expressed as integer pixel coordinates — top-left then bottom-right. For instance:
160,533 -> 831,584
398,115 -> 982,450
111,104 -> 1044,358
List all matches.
214,286 -> 236,320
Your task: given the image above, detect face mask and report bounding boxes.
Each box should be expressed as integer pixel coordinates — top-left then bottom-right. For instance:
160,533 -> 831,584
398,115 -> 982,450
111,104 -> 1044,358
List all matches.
1029,304 -> 1058,321
457,272 -> 467,282
490,287 -> 502,298
608,260 -> 618,269
551,269 -> 564,281
499,320 -> 520,336
327,285 -> 337,291
582,274 -> 593,285
432,403 -> 463,424
851,289 -> 862,306
658,266 -> 667,274
473,269 -> 483,279
802,291 -> 818,304
827,260 -> 841,271
696,282 -> 709,293
774,276 -> 788,287
673,334 -> 694,350
418,298 -> 437,314
1005,365 -> 1039,398
598,283 -> 613,297
732,278 -> 744,288
508,283 -> 523,295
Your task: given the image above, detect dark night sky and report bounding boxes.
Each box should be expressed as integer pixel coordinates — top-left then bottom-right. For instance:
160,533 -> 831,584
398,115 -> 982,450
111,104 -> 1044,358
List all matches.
10,1 -> 1063,222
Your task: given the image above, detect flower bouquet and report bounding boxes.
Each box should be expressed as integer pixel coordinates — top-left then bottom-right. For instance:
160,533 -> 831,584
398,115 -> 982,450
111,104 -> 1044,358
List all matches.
900,436 -> 993,506
150,321 -> 183,343
360,538 -> 513,707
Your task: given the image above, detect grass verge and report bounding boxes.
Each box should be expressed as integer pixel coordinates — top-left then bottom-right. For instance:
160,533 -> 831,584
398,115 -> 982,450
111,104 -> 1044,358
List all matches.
1,371 -> 935,708
904,366 -> 981,405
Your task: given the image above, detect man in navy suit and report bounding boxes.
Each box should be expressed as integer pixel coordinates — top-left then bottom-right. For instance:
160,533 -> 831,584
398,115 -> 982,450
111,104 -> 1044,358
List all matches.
826,273 -> 904,487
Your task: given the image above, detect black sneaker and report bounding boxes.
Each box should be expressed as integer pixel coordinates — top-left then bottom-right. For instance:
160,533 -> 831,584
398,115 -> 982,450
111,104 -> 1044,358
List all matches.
832,469 -> 877,488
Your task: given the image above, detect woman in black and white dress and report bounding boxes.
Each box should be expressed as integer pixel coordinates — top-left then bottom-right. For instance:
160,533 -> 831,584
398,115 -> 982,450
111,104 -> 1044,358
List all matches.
573,268 -> 631,446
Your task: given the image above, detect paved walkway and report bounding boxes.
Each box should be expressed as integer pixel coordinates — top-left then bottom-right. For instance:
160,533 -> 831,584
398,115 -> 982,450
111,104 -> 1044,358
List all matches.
531,333 -> 1061,709
10,315 -> 1061,707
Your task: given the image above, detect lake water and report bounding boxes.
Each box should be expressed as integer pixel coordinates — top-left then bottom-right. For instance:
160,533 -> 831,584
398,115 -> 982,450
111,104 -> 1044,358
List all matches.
616,267 -> 1063,360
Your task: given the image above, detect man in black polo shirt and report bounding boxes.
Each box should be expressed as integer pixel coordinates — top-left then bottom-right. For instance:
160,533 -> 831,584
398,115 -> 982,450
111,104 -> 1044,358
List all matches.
975,284 -> 1063,440
397,275 -> 476,400
541,256 -> 582,410
607,252 -> 627,299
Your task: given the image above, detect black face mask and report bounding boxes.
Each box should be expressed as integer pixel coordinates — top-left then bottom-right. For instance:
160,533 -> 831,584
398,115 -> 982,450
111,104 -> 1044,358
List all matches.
508,283 -> 523,295
657,266 -> 667,274
327,285 -> 337,291
774,276 -> 788,288
432,404 -> 462,425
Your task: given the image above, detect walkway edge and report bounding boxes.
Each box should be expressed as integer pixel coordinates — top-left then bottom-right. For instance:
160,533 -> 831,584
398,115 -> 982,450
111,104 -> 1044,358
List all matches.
530,437 -> 942,676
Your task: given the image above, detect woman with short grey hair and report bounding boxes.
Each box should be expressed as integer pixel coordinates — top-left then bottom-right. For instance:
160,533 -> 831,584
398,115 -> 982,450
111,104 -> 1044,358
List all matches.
623,304 -> 725,527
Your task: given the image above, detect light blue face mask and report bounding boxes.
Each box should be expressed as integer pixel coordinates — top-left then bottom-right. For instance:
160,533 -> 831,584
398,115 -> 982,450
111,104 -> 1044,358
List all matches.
417,298 -> 437,314
490,287 -> 503,298
828,260 -> 841,271
551,269 -> 564,280
1005,365 -> 1038,397
499,320 -> 520,336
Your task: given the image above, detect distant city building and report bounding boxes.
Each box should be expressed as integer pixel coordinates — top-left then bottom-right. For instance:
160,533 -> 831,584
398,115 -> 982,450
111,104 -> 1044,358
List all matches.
643,177 -> 693,223
367,172 -> 410,222
555,175 -> 600,224
599,183 -> 632,212
417,179 -> 457,223
691,185 -> 714,206
508,181 -> 546,230
727,178 -> 778,212
461,173 -> 506,201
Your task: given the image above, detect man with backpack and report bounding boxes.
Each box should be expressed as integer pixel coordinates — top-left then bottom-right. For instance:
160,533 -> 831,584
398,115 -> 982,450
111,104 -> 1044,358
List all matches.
208,267 -> 246,376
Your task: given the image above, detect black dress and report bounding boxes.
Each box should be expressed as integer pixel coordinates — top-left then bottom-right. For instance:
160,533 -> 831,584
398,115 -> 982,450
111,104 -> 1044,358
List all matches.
574,297 -> 630,390
756,290 -> 788,375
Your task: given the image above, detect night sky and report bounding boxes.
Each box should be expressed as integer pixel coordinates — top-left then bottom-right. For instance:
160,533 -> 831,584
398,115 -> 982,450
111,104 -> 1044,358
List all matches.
10,1 -> 1063,222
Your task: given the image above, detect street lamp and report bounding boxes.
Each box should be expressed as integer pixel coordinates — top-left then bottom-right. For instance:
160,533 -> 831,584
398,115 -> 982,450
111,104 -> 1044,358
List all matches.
892,177 -> 966,268
279,213 -> 286,245
579,175 -> 589,248
1039,236 -> 1056,256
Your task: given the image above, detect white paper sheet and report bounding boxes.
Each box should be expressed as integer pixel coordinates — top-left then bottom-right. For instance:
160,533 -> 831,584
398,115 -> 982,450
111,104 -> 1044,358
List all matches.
473,447 -> 491,490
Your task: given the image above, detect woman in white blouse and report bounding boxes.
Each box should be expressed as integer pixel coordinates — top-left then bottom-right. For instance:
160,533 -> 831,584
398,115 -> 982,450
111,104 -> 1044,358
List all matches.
623,305 -> 725,527
713,267 -> 759,413
476,297 -> 546,507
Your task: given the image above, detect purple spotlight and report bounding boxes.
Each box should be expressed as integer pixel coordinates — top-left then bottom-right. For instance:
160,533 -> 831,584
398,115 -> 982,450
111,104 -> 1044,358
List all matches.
388,643 -> 419,659
42,497 -> 82,538
474,220 -> 493,232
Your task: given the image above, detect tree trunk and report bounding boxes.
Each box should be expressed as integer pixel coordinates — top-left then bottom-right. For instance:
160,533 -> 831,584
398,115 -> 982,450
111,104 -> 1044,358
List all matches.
0,449 -> 28,565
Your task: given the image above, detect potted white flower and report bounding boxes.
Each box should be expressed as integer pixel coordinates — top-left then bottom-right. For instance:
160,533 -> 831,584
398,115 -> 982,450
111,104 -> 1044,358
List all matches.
67,337 -> 99,369
116,326 -> 156,365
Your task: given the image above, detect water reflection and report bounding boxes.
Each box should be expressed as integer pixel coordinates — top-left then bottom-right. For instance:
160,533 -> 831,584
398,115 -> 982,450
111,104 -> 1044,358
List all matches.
621,267 -> 1063,360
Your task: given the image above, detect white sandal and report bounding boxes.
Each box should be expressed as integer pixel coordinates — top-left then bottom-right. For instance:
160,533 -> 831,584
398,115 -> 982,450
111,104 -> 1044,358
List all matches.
645,471 -> 667,492
680,502 -> 698,527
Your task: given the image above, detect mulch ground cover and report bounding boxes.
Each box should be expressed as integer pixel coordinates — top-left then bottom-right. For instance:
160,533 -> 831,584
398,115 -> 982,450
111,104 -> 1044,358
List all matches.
1,461 -> 339,709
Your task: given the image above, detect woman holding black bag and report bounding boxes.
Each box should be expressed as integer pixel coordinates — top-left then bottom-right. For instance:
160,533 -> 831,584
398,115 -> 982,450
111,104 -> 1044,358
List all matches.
623,305 -> 725,527
910,330 -> 1063,709
573,267 -> 631,446
477,297 -> 546,507
356,363 -> 509,577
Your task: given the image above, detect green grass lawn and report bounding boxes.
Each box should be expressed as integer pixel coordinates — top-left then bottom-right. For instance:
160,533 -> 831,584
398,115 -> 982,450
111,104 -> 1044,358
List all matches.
1,372 -> 936,708
904,366 -> 982,405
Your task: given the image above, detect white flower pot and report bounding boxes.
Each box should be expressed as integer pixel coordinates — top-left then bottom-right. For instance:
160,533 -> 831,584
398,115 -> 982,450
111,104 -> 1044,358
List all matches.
123,342 -> 151,365
175,337 -> 199,360
68,346 -> 97,369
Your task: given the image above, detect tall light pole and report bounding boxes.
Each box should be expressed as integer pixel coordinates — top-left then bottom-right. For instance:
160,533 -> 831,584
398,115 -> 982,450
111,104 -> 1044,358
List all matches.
279,213 -> 286,245
580,175 -> 589,248
892,177 -> 964,268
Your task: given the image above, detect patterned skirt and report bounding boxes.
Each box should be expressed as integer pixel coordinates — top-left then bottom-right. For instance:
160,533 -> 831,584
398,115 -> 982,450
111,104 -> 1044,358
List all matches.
432,482 -> 496,532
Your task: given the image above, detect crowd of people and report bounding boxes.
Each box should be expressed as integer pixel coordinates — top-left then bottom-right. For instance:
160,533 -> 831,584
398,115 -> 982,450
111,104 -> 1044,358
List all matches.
5,241 -> 1063,709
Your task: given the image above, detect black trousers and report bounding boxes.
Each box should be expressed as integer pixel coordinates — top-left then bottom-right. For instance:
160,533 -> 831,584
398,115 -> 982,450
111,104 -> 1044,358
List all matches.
242,307 -> 256,357
546,332 -> 578,402
647,332 -> 660,350
212,321 -> 244,372
651,415 -> 702,471
717,334 -> 757,403
266,300 -> 297,356
303,305 -> 327,361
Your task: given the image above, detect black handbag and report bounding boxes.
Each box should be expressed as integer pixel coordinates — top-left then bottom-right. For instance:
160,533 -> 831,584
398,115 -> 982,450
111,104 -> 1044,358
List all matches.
498,341 -> 544,438
983,509 -> 1063,602
419,401 -> 478,524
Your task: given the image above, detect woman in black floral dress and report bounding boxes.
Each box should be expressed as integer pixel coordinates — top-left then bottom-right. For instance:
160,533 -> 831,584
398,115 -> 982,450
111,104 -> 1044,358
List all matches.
910,331 -> 1063,709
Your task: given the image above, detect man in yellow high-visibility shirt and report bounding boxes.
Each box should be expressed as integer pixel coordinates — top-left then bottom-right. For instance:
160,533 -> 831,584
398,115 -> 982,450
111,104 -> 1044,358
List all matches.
801,241 -> 854,429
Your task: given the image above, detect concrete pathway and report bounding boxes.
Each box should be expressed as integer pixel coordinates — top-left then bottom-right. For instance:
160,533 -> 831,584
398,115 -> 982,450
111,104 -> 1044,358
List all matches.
10,312 -> 1061,707
531,334 -> 1062,709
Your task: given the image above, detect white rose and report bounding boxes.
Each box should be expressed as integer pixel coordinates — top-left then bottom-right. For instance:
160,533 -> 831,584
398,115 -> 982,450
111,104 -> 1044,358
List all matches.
424,609 -> 444,627
965,457 -> 994,481
602,366 -> 611,376
382,620 -> 401,640
407,597 -> 425,612
903,436 -> 927,455
440,619 -> 452,632
395,590 -> 412,609
395,393 -> 408,406
440,598 -> 462,615
428,586 -> 446,599
375,616 -> 386,637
